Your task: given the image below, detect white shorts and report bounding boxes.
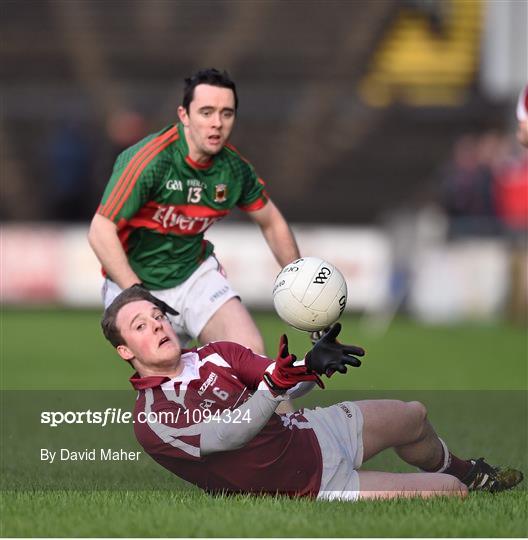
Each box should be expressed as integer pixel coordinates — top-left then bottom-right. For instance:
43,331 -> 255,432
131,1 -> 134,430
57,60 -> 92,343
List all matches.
304,401 -> 364,502
102,255 -> 239,345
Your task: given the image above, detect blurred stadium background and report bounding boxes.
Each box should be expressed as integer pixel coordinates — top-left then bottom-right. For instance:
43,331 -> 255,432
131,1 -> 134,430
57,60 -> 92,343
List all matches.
1,3 -> 527,536
1,0 -> 527,325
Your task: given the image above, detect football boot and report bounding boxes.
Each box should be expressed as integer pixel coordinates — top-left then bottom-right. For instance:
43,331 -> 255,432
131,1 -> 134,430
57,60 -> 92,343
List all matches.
462,457 -> 523,492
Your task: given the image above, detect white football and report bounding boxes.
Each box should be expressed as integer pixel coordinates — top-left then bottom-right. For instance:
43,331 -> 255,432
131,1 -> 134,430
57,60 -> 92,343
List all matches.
272,257 -> 347,331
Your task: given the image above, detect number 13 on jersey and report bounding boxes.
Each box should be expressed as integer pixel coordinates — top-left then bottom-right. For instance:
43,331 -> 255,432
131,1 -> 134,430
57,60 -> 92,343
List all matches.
187,187 -> 202,203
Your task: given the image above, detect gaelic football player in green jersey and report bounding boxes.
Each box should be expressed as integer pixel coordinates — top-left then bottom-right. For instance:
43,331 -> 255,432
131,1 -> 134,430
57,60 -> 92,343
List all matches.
89,68 -> 300,354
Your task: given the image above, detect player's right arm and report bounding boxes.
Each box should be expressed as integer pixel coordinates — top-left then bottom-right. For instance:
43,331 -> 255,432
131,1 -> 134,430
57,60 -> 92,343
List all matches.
201,330 -> 364,455
89,125 -> 180,288
88,150 -> 150,288
88,214 -> 141,289
200,335 -> 322,455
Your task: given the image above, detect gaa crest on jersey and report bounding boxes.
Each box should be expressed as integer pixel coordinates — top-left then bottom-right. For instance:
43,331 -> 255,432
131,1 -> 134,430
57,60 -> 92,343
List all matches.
165,179 -> 183,191
214,184 -> 228,203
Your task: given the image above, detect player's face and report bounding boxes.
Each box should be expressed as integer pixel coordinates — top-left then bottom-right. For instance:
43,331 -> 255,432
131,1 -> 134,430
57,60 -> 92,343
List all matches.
178,84 -> 236,163
116,300 -> 182,375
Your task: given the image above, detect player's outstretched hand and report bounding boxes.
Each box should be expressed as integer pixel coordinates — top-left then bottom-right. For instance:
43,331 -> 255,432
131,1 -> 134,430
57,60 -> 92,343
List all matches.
263,335 -> 324,396
305,323 -> 365,377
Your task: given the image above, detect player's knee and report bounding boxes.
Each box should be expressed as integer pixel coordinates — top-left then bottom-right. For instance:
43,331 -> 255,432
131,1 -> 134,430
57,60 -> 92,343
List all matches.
246,337 -> 265,355
431,473 -> 468,496
407,401 -> 428,422
458,481 -> 469,497
245,325 -> 265,354
236,333 -> 265,355
406,401 -> 428,436
448,476 -> 469,497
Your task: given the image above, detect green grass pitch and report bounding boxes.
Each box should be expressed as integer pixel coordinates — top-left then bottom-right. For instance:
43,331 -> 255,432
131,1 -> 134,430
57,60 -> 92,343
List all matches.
1,309 -> 527,537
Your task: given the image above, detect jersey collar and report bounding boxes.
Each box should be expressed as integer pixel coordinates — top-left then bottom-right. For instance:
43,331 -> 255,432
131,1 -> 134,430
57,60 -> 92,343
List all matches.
129,373 -> 170,390
129,350 -> 200,390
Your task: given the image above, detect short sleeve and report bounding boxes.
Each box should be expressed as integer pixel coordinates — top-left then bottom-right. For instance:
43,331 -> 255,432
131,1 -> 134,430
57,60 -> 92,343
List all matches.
237,163 -> 269,212
207,342 -> 273,391
97,152 -> 154,223
223,147 -> 268,211
96,125 -> 179,223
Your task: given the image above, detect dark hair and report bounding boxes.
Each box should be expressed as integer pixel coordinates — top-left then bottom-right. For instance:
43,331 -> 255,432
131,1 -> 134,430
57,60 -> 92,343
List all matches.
182,68 -> 238,112
101,285 -> 179,348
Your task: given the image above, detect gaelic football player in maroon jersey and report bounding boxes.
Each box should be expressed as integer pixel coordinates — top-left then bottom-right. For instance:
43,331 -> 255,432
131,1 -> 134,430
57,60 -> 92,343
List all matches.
101,285 -> 523,500
89,68 -> 299,356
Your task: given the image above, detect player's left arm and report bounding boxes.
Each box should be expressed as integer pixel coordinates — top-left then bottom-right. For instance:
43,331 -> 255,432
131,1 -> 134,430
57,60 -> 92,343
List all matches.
248,200 -> 300,267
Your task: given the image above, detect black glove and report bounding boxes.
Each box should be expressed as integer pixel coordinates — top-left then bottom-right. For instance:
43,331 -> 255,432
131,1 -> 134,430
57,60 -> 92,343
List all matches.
305,323 -> 364,376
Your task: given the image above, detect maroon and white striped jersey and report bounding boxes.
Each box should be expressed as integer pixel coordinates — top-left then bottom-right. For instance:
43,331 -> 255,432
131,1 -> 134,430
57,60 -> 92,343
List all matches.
130,341 -> 323,497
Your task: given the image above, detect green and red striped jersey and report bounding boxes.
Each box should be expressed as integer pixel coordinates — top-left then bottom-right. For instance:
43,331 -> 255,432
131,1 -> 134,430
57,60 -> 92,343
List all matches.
97,123 -> 268,289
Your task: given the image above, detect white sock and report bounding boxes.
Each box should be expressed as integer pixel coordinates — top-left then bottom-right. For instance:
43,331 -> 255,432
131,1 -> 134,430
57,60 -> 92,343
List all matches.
420,437 -> 451,472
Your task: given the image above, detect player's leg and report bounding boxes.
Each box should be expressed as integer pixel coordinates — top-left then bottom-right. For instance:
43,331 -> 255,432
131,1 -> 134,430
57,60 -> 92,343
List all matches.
198,297 -> 265,354
352,400 -> 468,498
355,399 -> 524,493
357,471 -> 467,499
178,256 -> 265,354
356,399 -> 443,469
102,278 -> 122,308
